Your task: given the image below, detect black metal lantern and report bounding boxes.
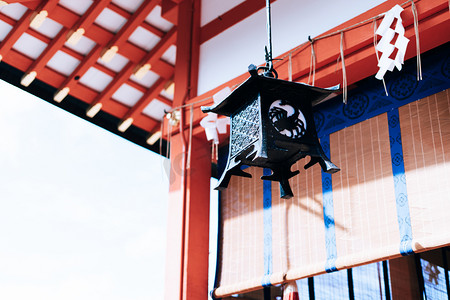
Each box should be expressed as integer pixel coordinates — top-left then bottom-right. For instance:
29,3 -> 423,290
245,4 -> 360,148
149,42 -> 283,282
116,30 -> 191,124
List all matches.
201,65 -> 340,199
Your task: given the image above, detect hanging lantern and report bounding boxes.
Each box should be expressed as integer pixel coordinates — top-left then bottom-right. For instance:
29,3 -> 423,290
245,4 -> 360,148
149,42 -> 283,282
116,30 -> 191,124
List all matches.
202,0 -> 340,199
201,65 -> 340,199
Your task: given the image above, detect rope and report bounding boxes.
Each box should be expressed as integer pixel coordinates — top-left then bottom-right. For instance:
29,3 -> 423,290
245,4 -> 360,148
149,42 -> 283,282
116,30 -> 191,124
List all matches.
167,121 -> 172,159
211,141 -> 219,162
307,38 -> 316,86
340,32 -> 348,104
411,0 -> 422,81
159,119 -> 164,156
215,142 -> 219,161
186,104 -> 194,169
373,19 -> 389,96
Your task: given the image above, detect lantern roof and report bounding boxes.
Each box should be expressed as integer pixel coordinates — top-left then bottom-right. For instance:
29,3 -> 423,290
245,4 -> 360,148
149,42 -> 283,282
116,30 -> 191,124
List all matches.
202,65 -> 339,117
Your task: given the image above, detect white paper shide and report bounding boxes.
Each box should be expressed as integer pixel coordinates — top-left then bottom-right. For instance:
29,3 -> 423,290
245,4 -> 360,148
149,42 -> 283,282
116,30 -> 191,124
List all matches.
375,5 -> 409,80
200,87 -> 231,144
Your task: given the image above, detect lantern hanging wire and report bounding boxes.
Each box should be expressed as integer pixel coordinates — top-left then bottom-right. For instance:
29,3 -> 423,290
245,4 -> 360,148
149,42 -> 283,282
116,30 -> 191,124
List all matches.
263,0 -> 277,78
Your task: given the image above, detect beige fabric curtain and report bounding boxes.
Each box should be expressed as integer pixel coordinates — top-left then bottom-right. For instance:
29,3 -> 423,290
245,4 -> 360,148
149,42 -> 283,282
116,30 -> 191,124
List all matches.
213,90 -> 450,298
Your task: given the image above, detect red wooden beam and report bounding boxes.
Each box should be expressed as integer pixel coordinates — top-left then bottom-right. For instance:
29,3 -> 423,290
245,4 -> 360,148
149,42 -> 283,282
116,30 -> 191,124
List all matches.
164,133 -> 211,299
70,0 -> 110,34
0,10 -> 17,26
20,2 -> 165,65
161,0 -> 178,24
156,95 -> 173,106
141,21 -> 165,39
164,1 -> 207,300
286,0 -> 449,87
122,77 -> 168,121
17,1 -> 175,84
107,2 -> 131,19
107,1 -> 166,38
0,9 -> 34,58
102,0 -> 159,56
56,45 -> 102,92
87,60 -> 135,108
24,28 -> 69,77
35,0 -> 57,13
2,0 -> 40,3
137,26 -> 177,71
172,0 -> 199,106
200,0 -> 278,44
0,47 -> 158,133
87,24 -> 176,118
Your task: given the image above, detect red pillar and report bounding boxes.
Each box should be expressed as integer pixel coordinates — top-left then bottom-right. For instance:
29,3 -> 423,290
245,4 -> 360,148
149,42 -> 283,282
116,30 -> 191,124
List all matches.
164,134 -> 211,300
389,256 -> 421,299
164,0 -> 209,299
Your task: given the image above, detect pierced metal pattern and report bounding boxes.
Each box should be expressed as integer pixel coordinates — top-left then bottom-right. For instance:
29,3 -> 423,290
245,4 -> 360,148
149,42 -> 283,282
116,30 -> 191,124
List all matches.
230,97 -> 260,157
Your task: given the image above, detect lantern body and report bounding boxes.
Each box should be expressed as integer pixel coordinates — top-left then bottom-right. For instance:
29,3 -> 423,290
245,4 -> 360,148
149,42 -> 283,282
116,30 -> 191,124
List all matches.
202,66 -> 340,198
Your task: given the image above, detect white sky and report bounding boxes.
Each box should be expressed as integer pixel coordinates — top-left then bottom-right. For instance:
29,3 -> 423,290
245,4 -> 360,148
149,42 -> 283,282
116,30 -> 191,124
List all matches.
0,79 -> 170,299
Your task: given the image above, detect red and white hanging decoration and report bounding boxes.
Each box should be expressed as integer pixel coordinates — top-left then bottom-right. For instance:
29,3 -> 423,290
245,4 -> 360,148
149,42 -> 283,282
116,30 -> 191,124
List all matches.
283,281 -> 299,300
200,87 -> 231,159
200,113 -> 229,144
374,4 -> 409,80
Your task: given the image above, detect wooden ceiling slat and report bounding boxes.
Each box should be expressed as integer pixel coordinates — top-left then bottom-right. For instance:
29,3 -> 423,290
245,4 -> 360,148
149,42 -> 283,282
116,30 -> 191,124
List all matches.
24,0 -> 109,82
87,24 -> 177,115
131,113 -> 160,132
141,21 -> 165,38
147,59 -> 174,79
126,78 -> 148,93
87,60 -> 136,109
156,95 -> 173,107
138,26 -> 176,70
26,25 -> 51,43
71,0 -> 111,33
104,0 -> 159,51
36,0 -> 58,14
4,0 -> 40,3
106,1 -> 169,39
57,45 -> 102,92
123,77 -> 167,121
25,28 -> 69,76
0,10 -> 17,26
0,9 -> 34,58
107,2 -> 131,19
93,62 -> 116,77
118,40 -> 150,62
18,2 -> 173,80
22,3 -> 151,62
60,46 -> 83,61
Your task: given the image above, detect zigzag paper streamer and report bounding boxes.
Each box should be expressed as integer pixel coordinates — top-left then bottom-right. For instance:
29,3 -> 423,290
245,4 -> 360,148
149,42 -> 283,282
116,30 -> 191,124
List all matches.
200,87 -> 231,144
375,5 -> 409,80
